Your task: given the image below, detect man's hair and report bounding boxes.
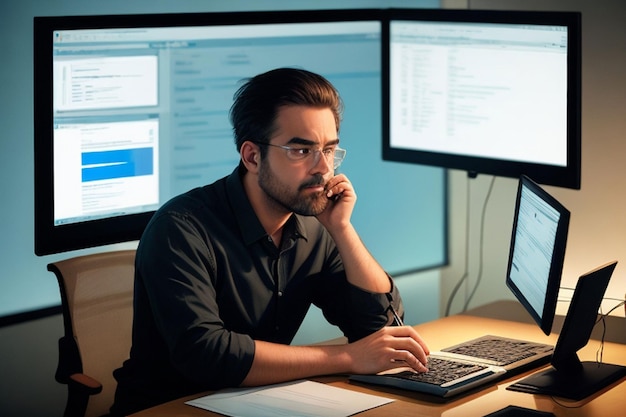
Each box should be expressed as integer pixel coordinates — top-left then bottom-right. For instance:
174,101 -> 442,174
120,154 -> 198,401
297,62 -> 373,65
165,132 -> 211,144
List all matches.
229,67 -> 343,157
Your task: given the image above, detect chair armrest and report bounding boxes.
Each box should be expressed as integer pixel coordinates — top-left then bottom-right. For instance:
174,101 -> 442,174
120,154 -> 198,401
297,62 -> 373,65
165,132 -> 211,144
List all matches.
56,336 -> 102,395
68,373 -> 103,395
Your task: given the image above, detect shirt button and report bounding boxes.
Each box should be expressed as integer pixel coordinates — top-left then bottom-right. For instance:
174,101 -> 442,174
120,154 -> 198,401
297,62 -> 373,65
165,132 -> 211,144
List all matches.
277,291 -> 283,297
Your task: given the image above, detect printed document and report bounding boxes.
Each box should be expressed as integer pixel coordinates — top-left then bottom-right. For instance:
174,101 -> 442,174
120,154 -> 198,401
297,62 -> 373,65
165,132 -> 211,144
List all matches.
186,379 -> 393,417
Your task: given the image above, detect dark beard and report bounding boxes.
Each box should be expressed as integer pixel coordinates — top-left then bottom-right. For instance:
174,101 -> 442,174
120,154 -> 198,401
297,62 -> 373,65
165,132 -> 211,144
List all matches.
258,162 -> 329,216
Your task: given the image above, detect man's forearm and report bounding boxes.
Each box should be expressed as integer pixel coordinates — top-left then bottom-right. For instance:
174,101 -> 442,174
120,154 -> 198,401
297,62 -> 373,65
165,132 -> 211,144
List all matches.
241,326 -> 430,387
241,341 -> 351,386
328,223 -> 391,293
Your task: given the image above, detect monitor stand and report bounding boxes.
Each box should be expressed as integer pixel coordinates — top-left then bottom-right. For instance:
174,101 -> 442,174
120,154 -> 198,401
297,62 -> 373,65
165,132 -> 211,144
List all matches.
508,261 -> 626,400
510,361 -> 626,400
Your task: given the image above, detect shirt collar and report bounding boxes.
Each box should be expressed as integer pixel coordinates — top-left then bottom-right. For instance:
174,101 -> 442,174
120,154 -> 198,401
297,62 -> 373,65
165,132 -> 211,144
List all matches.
226,167 -> 309,246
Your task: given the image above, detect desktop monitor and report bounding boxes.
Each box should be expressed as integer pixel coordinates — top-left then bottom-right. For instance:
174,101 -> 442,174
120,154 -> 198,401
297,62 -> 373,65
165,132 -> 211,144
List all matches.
506,175 -> 570,335
381,9 -> 582,189
509,261 -> 626,400
33,9 -> 388,256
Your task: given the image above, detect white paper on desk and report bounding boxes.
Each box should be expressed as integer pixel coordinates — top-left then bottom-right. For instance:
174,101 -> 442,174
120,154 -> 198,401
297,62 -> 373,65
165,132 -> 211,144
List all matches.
185,380 -> 393,417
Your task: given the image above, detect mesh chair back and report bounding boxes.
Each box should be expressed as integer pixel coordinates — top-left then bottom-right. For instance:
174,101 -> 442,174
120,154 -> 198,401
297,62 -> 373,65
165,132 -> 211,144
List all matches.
50,250 -> 135,417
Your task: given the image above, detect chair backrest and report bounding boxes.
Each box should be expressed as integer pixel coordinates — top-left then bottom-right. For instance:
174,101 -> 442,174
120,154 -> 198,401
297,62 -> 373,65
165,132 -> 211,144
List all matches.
49,249 -> 136,417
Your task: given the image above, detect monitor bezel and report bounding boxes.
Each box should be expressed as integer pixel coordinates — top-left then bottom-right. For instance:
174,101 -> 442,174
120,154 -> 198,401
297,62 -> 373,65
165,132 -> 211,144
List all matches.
33,8 -> 382,256
506,175 -> 570,335
381,8 -> 582,190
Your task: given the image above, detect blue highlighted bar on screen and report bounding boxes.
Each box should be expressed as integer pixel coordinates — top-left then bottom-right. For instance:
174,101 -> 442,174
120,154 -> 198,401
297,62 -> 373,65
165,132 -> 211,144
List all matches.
82,147 -> 154,182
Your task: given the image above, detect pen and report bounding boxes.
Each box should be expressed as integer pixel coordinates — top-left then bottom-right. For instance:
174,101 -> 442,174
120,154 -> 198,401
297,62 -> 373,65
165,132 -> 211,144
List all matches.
386,293 -> 404,326
386,293 -> 429,371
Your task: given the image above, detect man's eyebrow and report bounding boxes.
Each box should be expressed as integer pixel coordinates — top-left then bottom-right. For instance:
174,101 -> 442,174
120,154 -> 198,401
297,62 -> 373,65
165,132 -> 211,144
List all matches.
287,137 -> 340,146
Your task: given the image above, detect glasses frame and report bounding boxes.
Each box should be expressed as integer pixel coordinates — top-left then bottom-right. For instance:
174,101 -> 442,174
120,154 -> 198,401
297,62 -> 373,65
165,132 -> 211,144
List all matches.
252,141 -> 346,170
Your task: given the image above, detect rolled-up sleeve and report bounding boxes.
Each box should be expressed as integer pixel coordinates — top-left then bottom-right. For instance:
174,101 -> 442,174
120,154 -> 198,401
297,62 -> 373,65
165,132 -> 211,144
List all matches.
312,269 -> 404,343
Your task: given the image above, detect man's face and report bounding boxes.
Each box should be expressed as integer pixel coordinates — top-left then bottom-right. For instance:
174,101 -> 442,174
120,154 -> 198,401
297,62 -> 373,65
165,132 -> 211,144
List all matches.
257,105 -> 339,216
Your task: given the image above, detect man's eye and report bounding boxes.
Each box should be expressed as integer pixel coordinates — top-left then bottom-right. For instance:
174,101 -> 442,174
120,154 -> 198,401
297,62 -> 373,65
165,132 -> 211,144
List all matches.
294,148 -> 311,156
322,148 -> 335,156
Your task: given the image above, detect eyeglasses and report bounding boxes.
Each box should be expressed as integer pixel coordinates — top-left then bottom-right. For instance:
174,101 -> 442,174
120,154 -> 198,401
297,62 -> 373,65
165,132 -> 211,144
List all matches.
253,141 -> 346,170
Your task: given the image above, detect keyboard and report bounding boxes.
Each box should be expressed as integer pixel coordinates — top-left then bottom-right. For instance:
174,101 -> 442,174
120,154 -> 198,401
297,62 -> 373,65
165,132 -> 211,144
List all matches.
389,357 -> 490,387
350,355 -> 506,397
441,335 -> 553,367
349,335 -> 551,398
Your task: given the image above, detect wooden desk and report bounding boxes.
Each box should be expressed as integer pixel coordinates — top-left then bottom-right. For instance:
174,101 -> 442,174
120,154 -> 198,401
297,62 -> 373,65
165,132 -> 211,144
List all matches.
130,314 -> 626,417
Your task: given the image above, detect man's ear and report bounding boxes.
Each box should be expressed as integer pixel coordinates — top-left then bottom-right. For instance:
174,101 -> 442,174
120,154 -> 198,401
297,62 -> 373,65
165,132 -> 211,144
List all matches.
240,141 -> 261,174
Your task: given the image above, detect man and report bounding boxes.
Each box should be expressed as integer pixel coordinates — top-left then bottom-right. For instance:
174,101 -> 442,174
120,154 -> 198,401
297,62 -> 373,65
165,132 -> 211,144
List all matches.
111,68 -> 429,416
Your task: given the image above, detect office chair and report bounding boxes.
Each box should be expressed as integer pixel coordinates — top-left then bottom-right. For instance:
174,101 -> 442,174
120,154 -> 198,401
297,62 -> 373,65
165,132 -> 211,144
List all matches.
49,249 -> 136,417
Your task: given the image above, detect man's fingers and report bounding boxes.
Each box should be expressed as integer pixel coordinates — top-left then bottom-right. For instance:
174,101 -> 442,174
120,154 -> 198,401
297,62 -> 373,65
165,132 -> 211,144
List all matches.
383,327 -> 430,372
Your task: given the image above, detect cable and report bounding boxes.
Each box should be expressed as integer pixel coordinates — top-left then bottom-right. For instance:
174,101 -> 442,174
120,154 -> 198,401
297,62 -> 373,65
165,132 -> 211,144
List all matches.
559,294 -> 625,306
444,176 -> 471,316
550,396 -> 585,409
596,299 -> 626,320
463,176 -> 496,312
555,295 -> 625,363
593,301 -> 624,364
595,299 -> 626,364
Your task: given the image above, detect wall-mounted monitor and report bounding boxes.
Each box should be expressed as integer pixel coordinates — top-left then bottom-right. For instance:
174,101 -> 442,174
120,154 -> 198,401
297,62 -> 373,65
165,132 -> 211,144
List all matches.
381,9 -> 582,189
33,9 -> 448,276
33,9 -> 381,255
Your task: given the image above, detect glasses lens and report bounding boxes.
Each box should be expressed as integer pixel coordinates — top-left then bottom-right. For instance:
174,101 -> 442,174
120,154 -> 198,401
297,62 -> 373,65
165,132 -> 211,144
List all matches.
333,147 -> 346,169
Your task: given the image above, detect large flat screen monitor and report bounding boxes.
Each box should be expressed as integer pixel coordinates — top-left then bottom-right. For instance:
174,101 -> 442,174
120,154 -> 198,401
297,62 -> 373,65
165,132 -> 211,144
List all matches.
382,9 -> 582,189
33,8 -> 447,274
506,175 -> 570,335
36,10 -> 382,256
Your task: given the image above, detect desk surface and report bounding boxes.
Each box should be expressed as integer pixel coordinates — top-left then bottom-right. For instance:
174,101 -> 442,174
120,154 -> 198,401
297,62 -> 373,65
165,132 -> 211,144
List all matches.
130,312 -> 626,417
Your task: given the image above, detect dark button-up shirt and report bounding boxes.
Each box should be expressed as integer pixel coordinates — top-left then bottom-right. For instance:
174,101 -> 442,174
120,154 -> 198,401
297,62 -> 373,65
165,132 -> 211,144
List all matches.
112,167 -> 403,415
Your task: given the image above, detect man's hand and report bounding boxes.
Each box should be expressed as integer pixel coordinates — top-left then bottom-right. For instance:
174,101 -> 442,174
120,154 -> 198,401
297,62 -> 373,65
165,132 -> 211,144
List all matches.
346,326 -> 430,374
315,173 -> 355,231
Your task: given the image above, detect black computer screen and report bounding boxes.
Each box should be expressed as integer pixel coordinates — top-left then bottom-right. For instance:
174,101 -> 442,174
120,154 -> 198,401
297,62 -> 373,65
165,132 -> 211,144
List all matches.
33,9 -> 448,271
382,9 -> 582,189
34,10 -> 380,254
506,175 -> 570,335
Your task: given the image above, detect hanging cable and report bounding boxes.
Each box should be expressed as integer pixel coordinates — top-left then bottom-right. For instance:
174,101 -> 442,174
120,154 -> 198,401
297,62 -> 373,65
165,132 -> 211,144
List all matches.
444,175 -> 471,316
463,176 -> 496,312
595,299 -> 626,364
